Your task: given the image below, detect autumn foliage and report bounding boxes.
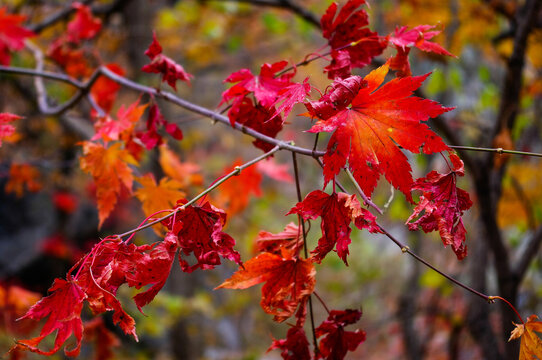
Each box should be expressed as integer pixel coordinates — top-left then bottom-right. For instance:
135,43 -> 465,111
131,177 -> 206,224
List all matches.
0,0 -> 541,359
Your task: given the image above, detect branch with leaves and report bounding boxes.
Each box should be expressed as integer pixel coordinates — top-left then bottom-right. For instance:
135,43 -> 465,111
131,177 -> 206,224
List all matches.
1,1 -> 541,359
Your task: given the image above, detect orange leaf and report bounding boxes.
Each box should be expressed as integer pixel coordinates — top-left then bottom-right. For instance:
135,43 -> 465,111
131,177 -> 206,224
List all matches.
135,174 -> 185,218
5,164 -> 42,197
509,315 -> 542,360
214,159 -> 262,216
79,141 -> 138,227
158,145 -> 202,187
216,252 -> 315,321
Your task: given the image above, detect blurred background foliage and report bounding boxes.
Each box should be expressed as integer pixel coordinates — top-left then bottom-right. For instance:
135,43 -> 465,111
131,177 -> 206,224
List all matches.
1,0 -> 541,359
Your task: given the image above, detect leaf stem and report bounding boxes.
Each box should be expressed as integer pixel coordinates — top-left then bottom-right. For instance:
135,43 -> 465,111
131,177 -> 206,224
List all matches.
489,296 -> 524,324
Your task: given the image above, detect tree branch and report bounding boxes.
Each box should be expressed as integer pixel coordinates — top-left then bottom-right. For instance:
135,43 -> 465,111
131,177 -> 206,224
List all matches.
200,0 -> 321,28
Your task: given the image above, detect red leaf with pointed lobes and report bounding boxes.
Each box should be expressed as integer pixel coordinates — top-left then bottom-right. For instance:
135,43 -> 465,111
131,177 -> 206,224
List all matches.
268,326 -> 311,360
92,98 -> 147,143
14,278 -> 86,357
255,222 -> 304,256
221,60 -> 295,108
389,25 -> 455,77
214,159 -> 262,216
130,232 -> 178,311
67,3 -> 102,43
0,112 -> 21,146
288,190 -> 380,265
0,8 -> 35,65
142,32 -> 193,90
217,251 -> 315,321
164,201 -> 241,273
320,0 -> 386,79
308,62 -> 452,202
271,77 -> 311,119
406,153 -> 472,260
138,103 -> 183,150
315,309 -> 366,360
227,97 -> 283,152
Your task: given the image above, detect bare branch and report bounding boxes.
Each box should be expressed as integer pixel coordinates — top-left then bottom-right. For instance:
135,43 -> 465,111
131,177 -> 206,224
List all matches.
513,225 -> 542,282
200,0 -> 321,28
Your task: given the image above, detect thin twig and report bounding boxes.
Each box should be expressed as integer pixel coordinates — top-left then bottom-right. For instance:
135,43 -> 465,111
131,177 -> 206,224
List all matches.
377,225 -> 492,303
450,145 -> 542,158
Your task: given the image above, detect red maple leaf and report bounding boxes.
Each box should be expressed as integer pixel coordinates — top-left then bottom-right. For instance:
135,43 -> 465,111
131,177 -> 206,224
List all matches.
271,77 -> 311,119
315,309 -> 366,360
217,251 -> 315,321
221,61 -> 295,108
83,317 -> 120,360
308,62 -> 451,201
287,190 -> 380,265
320,0 -> 386,79
92,98 -> 147,143
214,159 -> 262,216
255,222 -> 304,256
67,2 -> 102,43
0,112 -> 21,146
137,103 -> 183,150
256,158 -> 294,183
90,63 -> 125,114
268,326 -> 311,360
406,153 -> 472,259
141,32 -> 193,90
14,278 -> 86,357
389,25 -> 455,77
0,8 -> 35,65
165,201 -> 241,273
129,232 -> 178,310
227,97 -> 283,152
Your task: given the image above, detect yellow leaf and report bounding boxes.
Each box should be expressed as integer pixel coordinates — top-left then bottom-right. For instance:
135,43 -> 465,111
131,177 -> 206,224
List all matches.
509,315 -> 542,360
135,174 -> 185,218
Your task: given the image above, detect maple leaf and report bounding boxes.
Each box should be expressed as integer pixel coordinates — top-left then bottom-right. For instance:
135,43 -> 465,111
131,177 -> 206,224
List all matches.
308,62 -> 451,201
509,315 -> 542,360
92,98 -> 147,143
271,78 -> 312,119
217,251 -> 315,321
141,32 -> 193,90
158,145 -> 203,188
256,158 -> 294,183
67,3 -> 102,43
389,25 -> 455,77
5,163 -> 42,197
320,0 -> 386,79
47,39 -> 93,78
221,60 -> 295,108
287,190 -> 380,265
214,159 -> 262,216
268,326 -> 311,360
83,318 -> 120,360
90,63 -> 125,114
0,112 -> 20,146
315,309 -> 366,360
14,278 -> 87,357
165,201 -> 242,273
135,174 -> 185,223
137,103 -> 183,149
79,141 -> 138,227
227,97 -> 283,152
129,232 -> 179,311
255,222 -> 304,256
406,153 -> 473,260
0,8 -> 35,65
